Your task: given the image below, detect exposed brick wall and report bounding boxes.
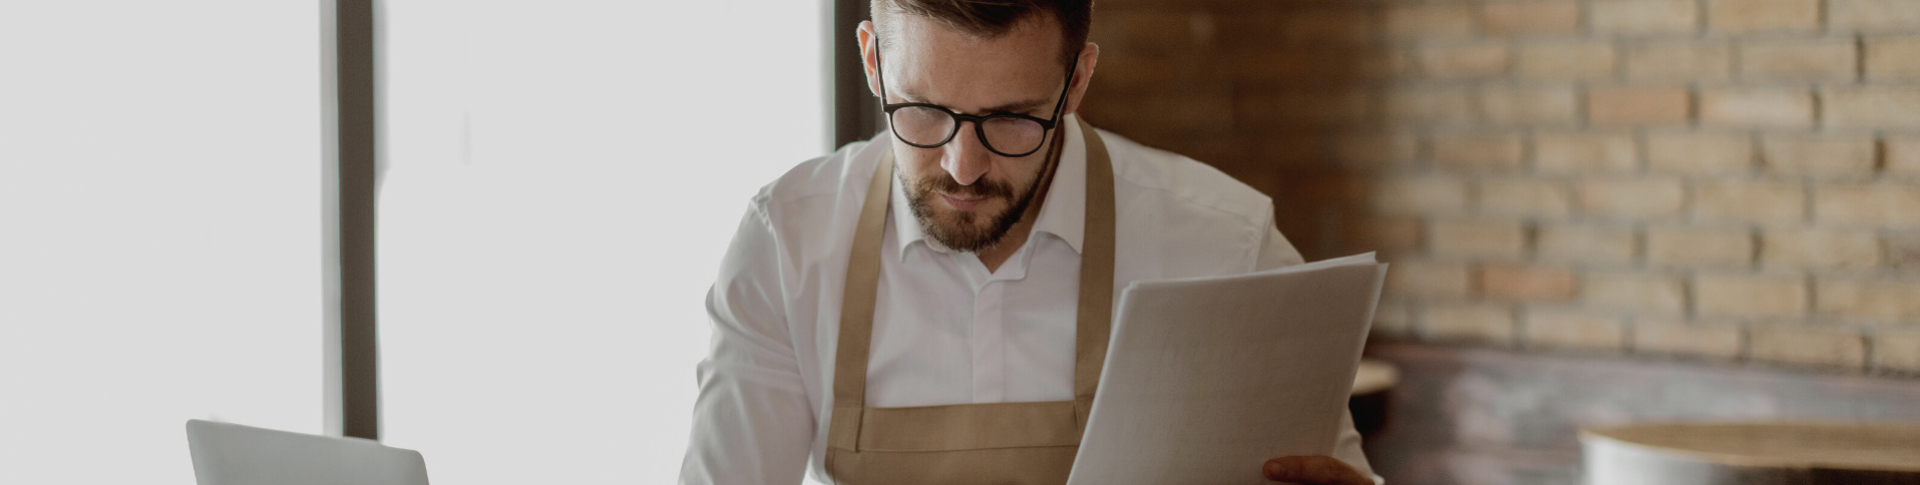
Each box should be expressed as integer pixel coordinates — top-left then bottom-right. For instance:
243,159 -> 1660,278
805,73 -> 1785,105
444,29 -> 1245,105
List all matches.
1078,0 -> 1920,376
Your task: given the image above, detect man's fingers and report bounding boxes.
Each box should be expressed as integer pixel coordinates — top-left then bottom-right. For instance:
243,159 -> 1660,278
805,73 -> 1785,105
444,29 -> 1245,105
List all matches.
1262,455 -> 1372,485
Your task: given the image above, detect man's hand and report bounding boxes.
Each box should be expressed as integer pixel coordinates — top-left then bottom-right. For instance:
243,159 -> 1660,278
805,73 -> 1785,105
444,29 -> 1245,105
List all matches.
1262,456 -> 1372,485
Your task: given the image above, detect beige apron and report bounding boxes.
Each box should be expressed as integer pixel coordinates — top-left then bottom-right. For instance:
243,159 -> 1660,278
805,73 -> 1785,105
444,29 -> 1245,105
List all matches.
826,118 -> 1116,485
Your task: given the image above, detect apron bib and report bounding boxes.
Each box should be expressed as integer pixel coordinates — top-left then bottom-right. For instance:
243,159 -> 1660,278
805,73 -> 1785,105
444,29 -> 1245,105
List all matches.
826,118 -> 1117,485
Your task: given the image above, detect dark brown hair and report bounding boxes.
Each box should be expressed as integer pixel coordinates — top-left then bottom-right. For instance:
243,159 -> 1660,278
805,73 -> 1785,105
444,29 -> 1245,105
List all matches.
872,0 -> 1093,65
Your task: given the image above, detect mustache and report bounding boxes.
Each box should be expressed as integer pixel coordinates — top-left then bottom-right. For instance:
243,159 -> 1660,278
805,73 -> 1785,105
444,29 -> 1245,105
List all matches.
911,172 -> 1015,200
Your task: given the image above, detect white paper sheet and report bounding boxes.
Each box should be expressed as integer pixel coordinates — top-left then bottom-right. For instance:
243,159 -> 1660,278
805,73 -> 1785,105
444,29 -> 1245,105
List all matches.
1065,253 -> 1388,485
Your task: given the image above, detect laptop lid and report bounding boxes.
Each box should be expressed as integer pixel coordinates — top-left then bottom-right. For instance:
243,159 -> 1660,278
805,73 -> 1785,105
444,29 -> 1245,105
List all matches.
185,419 -> 430,485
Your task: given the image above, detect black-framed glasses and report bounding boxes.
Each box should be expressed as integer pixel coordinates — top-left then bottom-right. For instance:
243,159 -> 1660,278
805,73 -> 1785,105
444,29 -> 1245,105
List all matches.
875,40 -> 1079,158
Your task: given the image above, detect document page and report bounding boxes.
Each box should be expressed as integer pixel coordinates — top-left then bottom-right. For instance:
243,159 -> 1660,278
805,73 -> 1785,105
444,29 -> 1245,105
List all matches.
1065,253 -> 1387,485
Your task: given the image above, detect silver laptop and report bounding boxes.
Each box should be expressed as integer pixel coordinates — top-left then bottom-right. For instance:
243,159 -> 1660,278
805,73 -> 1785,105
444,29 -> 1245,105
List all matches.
185,419 -> 430,485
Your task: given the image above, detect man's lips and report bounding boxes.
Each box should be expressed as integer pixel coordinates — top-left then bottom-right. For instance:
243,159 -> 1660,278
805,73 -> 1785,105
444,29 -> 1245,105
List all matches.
940,192 -> 989,211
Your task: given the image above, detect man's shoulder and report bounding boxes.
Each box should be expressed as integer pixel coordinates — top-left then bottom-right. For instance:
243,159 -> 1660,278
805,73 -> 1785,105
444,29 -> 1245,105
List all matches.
1099,128 -> 1274,228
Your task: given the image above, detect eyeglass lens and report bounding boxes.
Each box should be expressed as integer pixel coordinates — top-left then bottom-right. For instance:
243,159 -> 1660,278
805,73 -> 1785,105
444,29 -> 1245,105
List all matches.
889,107 -> 1049,155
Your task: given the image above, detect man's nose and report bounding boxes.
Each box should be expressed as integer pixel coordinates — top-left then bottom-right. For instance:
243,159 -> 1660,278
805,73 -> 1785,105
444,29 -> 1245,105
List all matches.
940,122 -> 992,186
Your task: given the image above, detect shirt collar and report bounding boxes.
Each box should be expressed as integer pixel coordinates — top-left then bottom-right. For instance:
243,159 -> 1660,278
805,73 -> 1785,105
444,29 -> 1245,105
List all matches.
891,113 -> 1089,260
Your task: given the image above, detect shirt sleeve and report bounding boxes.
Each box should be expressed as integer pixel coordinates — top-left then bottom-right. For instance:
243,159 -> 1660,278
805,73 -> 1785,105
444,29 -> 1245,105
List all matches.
679,203 -> 814,485
1255,216 -> 1383,483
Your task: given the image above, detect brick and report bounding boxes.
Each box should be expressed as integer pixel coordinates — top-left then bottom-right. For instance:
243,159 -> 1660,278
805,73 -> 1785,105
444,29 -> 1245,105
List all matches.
1738,40 -> 1859,81
1586,273 -> 1686,316
1229,50 -> 1327,84
1536,133 -> 1637,173
1762,229 -> 1882,270
1891,233 -> 1920,271
1424,304 -> 1517,345
1480,264 -> 1578,301
1431,219 -> 1527,260
1480,87 -> 1578,125
1331,133 -> 1419,168
1386,5 -> 1476,38
1386,261 -> 1472,300
1648,133 -> 1753,174
1525,310 -> 1625,351
1238,90 -> 1373,127
1866,37 -> 1920,80
1588,87 -> 1690,124
1830,0 -> 1920,32
1343,218 -> 1423,253
1372,301 -> 1415,338
1647,227 -> 1755,267
1626,42 -> 1732,82
1817,279 -> 1920,321
1518,42 -> 1617,80
1384,88 -> 1475,125
1693,181 -> 1806,223
1580,178 -> 1685,218
1634,320 -> 1743,360
1823,88 -> 1920,128
1372,177 -> 1469,215
1433,134 -> 1525,171
1815,184 -> 1920,227
1707,0 -> 1820,33
1538,224 -> 1637,264
1696,274 -> 1807,318
1293,173 -> 1370,202
1761,136 -> 1878,177
1478,178 -> 1574,217
1483,1 -> 1580,35
1275,10 -> 1381,44
1419,43 -> 1511,79
1890,137 -> 1920,176
1594,0 -> 1699,34
1699,88 -> 1814,127
1876,331 -> 1920,374
1750,325 -> 1866,369
1252,133 -> 1327,168
1099,9 -> 1197,54
1214,10 -> 1378,48
1352,49 -> 1413,80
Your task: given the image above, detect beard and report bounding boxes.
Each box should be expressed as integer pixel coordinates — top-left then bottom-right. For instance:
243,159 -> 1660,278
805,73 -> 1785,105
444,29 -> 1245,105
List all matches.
902,160 -> 1050,253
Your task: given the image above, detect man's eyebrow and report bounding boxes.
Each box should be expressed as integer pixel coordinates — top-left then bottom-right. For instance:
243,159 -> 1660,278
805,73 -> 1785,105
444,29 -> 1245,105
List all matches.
894,87 -> 1053,115
978,98 -> 1052,115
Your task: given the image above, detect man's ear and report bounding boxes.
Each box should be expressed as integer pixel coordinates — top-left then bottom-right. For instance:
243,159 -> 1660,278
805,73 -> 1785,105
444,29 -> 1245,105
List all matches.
1062,42 -> 1099,116
858,21 -> 882,99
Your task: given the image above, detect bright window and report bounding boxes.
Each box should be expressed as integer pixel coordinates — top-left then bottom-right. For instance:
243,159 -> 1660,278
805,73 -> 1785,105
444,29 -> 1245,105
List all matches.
0,2 -> 323,483
377,1 -> 827,483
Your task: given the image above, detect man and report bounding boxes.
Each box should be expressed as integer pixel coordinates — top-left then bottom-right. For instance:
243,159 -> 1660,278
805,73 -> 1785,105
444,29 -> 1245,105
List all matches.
680,1 -> 1377,484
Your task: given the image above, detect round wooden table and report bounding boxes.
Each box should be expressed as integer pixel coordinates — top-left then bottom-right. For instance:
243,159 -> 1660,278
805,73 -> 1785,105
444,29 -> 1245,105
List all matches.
1582,422 -> 1920,485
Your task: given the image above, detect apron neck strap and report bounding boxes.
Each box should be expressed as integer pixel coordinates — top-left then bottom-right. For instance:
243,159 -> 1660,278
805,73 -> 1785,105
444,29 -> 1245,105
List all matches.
830,117 -> 1117,451
1069,116 -> 1115,433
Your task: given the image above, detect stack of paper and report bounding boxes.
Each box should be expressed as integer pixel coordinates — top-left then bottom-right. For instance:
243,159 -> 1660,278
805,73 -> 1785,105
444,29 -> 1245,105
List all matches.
1066,253 -> 1388,485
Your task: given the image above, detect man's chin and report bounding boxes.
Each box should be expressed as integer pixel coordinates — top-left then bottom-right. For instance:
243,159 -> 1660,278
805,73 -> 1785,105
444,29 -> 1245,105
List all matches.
925,212 -> 1012,253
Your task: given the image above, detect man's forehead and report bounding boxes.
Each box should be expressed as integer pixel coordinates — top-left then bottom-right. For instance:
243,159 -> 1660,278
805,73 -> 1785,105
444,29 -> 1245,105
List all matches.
883,15 -> 1066,113
885,13 -> 1063,64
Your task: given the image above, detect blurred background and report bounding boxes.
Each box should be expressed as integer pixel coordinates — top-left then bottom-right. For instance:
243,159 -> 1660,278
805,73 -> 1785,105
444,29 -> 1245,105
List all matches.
1075,0 -> 1920,482
2,0 -> 1917,484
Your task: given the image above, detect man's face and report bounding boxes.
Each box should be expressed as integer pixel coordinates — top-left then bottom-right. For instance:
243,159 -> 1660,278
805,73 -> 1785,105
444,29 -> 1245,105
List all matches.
871,15 -> 1073,253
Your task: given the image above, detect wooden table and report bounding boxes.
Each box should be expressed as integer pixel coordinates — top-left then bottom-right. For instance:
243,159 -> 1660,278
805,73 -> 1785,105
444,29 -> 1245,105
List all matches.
1582,422 -> 1920,485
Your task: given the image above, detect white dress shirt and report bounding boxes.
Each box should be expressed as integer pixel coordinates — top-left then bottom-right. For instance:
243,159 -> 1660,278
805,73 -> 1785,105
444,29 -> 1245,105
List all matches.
680,115 -> 1376,485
